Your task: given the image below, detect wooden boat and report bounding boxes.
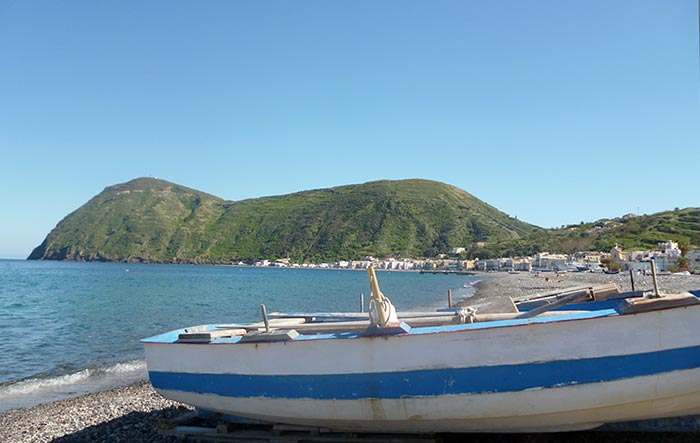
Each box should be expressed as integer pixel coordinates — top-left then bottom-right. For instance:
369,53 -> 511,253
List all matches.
142,267 -> 700,433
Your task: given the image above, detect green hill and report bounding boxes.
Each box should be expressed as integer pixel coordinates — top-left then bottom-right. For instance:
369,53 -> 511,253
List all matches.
473,209 -> 700,258
28,177 -> 538,263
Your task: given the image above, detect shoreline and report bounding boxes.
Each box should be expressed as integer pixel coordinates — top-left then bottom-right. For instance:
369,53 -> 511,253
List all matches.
3,272 -> 700,442
0,381 -> 192,442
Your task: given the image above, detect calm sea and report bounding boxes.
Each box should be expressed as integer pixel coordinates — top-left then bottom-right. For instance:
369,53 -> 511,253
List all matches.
0,259 -> 480,412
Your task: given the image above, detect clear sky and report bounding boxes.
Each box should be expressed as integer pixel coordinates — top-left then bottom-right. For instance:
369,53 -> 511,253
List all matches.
1,1 -> 698,259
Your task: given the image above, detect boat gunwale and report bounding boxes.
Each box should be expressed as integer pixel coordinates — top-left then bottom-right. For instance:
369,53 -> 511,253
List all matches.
143,295 -> 700,345
142,307 -> 625,344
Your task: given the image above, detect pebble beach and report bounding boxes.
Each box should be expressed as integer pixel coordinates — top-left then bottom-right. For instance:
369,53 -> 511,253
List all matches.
0,382 -> 191,443
2,271 -> 700,443
470,270 -> 700,312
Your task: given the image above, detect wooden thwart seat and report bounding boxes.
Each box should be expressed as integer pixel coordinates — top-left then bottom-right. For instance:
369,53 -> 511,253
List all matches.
618,292 -> 700,314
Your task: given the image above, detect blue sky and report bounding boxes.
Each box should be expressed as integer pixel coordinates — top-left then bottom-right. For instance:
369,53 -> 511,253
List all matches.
1,1 -> 698,259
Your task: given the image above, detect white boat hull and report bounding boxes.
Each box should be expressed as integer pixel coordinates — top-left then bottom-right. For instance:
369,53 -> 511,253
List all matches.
144,305 -> 700,432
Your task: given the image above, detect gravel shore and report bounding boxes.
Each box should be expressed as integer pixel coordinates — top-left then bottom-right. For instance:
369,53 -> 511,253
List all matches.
2,272 -> 699,442
468,271 -> 700,313
0,382 -> 192,443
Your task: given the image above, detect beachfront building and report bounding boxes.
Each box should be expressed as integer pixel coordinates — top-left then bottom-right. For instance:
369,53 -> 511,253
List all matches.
269,258 -> 291,267
627,260 -> 653,273
533,252 -> 568,271
658,240 -> 682,258
649,253 -> 676,272
627,250 -> 651,262
629,240 -> 684,272
474,259 -> 489,271
511,257 -> 533,272
461,259 -> 477,270
575,251 -> 604,264
494,257 -> 533,272
376,258 -> 418,270
474,258 -> 512,271
611,246 -> 628,263
246,237 -> 696,274
686,251 -> 700,272
349,260 -> 372,269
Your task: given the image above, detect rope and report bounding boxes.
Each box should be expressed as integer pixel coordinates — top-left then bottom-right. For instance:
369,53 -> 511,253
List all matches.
456,306 -> 478,324
368,297 -> 398,327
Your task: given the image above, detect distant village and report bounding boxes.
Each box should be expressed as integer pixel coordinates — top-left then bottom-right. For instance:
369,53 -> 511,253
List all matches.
250,240 -> 700,275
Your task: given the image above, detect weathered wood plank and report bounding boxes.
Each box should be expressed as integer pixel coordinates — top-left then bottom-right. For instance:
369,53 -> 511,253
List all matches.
618,293 -> 700,314
240,329 -> 300,342
159,410 -> 440,442
242,317 -> 308,331
269,311 -> 481,321
178,328 -> 247,343
513,284 -> 619,305
515,284 -> 620,310
515,291 -> 591,311
241,311 -> 593,335
515,291 -> 592,319
512,285 -> 593,303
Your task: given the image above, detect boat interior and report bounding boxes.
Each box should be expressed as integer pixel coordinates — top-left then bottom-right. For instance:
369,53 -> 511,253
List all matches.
141,282 -> 700,345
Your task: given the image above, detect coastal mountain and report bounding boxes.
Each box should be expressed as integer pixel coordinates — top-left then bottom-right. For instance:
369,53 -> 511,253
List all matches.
29,177 -> 538,263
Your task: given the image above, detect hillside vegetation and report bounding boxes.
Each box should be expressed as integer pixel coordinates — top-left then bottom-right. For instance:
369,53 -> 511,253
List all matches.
28,178 -> 698,263
29,177 -> 537,263
474,209 -> 700,258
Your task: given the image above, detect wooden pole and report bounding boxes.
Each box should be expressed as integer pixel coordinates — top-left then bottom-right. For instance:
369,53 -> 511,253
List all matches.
260,304 -> 270,332
516,290 -> 591,319
251,311 -> 593,334
629,269 -> 635,292
650,259 -> 660,298
447,289 -> 453,308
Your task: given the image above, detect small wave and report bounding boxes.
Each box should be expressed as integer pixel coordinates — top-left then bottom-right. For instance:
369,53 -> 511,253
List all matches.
0,359 -> 148,412
458,280 -> 481,297
0,369 -> 92,397
100,359 -> 146,375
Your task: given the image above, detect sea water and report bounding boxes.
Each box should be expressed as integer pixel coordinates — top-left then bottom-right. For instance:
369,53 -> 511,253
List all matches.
0,259 -> 480,412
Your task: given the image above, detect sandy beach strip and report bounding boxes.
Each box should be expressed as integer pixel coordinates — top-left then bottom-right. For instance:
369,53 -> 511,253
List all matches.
2,272 -> 699,442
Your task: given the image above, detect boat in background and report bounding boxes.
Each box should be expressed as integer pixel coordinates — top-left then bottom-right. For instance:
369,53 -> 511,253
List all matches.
143,266 -> 700,433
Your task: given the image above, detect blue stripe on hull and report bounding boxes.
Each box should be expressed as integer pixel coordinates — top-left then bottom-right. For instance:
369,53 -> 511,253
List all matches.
149,345 -> 700,400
